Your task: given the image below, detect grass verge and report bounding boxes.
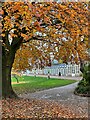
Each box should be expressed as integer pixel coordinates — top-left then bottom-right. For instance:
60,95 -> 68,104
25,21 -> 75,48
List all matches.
12,76 -> 77,95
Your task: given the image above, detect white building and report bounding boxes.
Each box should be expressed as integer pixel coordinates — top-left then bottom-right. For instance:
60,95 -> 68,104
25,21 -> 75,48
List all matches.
32,62 -> 81,77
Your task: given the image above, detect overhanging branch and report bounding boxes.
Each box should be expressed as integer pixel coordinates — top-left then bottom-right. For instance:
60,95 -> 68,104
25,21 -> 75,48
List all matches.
22,36 -> 64,46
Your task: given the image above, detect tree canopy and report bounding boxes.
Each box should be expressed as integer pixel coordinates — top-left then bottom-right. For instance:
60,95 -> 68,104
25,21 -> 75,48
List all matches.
3,1 -> 88,71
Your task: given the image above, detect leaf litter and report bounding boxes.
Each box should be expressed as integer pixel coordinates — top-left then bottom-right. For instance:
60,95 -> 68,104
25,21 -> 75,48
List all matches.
1,98 -> 88,120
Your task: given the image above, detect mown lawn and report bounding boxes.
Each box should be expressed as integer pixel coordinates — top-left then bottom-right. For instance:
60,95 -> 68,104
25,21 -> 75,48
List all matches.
12,76 -> 77,95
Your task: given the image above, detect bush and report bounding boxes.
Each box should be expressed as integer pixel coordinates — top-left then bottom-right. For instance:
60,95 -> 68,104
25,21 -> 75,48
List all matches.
74,63 -> 90,97
79,73 -> 83,77
78,79 -> 88,86
83,63 -> 90,85
75,85 -> 90,94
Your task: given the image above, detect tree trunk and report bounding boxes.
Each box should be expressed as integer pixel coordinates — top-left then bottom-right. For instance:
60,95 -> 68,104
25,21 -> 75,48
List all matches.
2,46 -> 18,98
79,57 -> 84,73
14,75 -> 19,83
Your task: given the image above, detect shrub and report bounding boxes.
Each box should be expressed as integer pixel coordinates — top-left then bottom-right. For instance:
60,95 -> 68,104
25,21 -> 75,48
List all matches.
79,73 -> 83,77
74,63 -> 90,97
78,79 -> 88,86
83,63 -> 90,85
75,85 -> 90,94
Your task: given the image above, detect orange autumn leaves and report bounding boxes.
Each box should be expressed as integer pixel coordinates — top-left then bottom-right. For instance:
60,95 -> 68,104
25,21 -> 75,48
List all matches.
13,42 -> 52,70
2,2 -> 88,40
2,2 -> 52,40
55,40 -> 89,64
2,1 -> 89,70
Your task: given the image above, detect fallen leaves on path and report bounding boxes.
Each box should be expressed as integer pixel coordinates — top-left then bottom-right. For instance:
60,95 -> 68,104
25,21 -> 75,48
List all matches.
1,98 -> 88,120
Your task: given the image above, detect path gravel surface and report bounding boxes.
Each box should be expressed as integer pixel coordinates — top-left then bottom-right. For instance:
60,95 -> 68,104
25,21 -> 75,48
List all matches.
20,76 -> 88,118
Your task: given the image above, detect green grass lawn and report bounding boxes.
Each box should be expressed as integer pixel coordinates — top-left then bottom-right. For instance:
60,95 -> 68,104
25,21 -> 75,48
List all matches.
12,76 -> 77,95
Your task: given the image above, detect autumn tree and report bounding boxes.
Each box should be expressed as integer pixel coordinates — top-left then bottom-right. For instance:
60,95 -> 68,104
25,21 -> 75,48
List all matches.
1,1 -> 89,98
13,40 -> 54,71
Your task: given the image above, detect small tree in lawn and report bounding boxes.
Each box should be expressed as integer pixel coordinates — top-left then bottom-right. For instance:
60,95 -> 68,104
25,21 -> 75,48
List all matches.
11,70 -> 22,83
1,1 -> 89,98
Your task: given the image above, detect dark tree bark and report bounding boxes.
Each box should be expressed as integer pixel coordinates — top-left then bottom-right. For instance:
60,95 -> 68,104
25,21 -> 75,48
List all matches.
2,46 -> 18,98
79,57 -> 84,73
2,36 -> 23,98
14,75 -> 19,83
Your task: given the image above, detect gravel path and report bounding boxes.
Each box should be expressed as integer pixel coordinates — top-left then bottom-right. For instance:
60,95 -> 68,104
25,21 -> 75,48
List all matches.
20,77 -> 88,118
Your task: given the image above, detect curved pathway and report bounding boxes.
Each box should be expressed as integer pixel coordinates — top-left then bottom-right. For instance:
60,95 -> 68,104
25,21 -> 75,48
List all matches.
20,76 -> 88,118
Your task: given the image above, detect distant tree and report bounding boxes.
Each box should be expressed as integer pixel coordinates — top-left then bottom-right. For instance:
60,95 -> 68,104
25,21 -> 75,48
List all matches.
11,70 -> 21,83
